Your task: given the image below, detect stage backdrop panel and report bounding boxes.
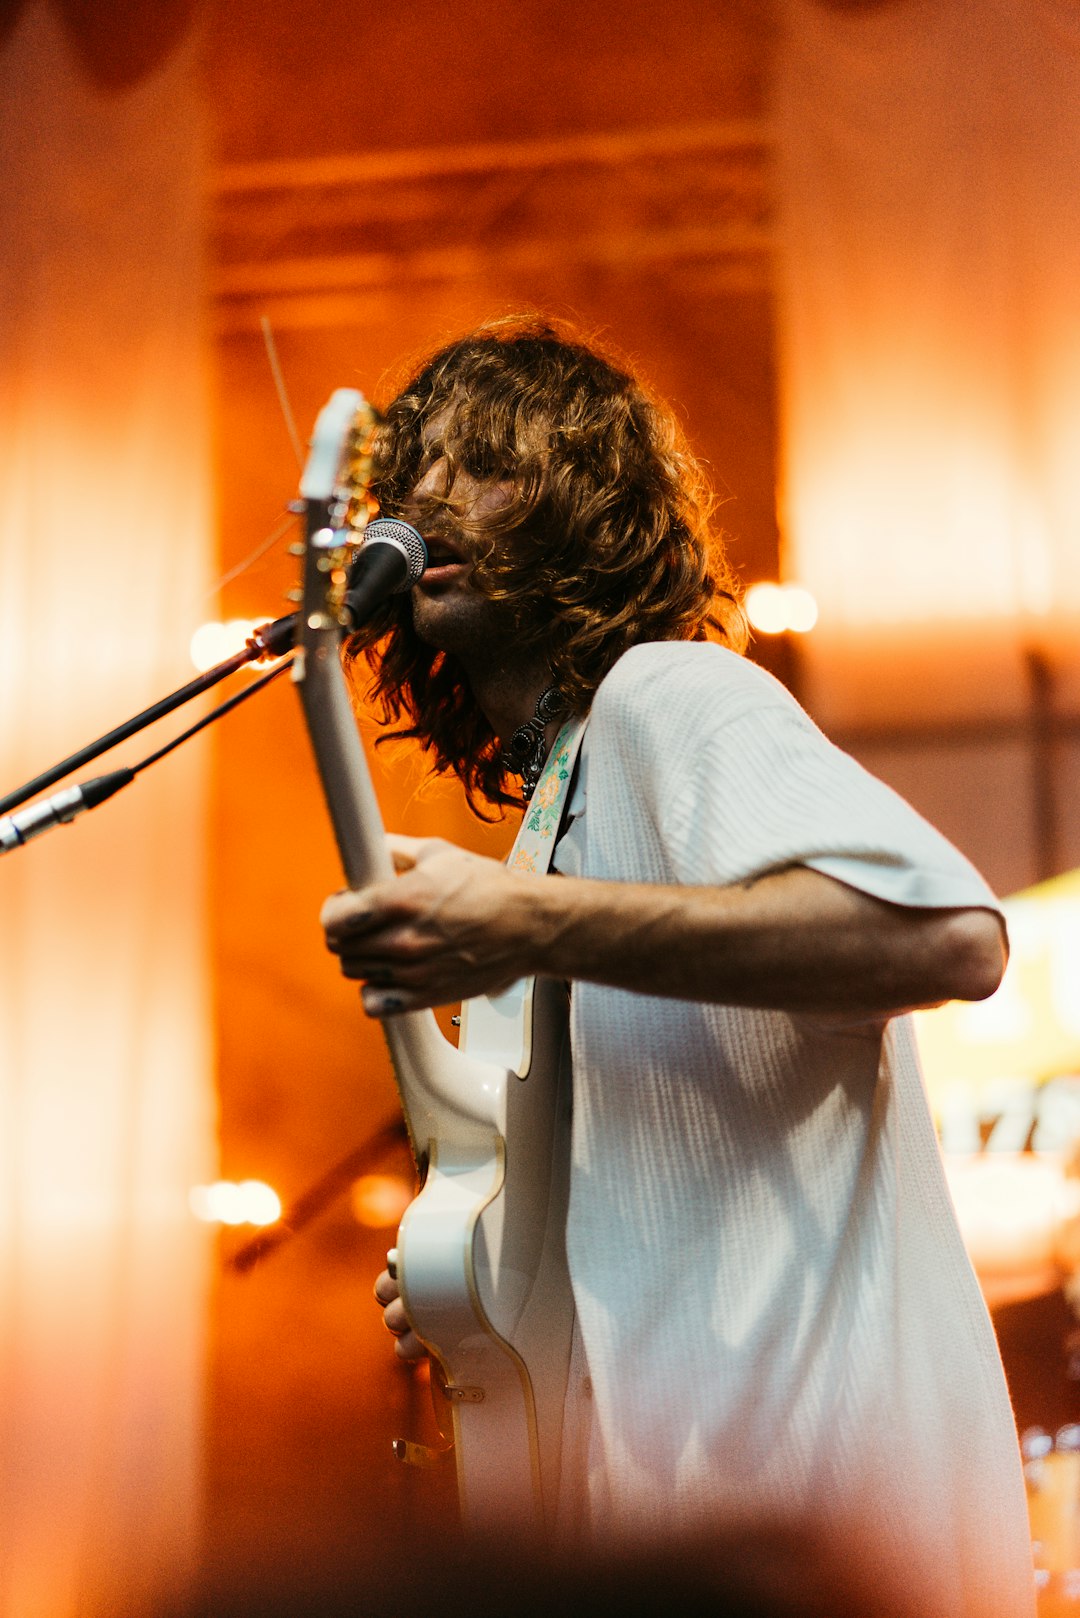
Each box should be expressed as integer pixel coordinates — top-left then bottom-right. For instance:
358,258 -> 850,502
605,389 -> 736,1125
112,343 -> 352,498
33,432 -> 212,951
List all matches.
0,3 -> 214,1614
774,0 -> 1080,893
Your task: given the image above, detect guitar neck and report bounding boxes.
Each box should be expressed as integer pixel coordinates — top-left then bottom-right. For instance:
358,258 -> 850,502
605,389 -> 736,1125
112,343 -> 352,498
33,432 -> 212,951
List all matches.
295,619 -> 510,1153
295,630 -> 393,893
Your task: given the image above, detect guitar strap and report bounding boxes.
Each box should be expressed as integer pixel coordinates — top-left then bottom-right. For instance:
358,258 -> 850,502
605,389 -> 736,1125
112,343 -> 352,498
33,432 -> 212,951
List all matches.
458,716 -> 588,1075
506,715 -> 588,877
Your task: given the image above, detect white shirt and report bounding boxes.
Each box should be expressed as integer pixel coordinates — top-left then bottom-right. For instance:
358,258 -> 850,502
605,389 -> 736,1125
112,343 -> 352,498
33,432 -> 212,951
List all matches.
551,641 -> 1034,1618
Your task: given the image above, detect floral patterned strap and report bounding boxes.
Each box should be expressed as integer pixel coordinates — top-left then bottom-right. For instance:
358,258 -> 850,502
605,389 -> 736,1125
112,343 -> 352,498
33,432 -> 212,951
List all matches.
506,716 -> 588,876
459,715 -> 587,1074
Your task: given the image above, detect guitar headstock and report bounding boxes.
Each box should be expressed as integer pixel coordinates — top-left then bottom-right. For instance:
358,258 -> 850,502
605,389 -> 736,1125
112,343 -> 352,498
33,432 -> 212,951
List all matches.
297,388 -> 379,637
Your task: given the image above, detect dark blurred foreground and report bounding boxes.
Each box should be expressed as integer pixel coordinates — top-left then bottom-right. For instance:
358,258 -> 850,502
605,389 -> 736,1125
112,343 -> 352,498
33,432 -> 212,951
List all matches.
167,1518 -> 930,1618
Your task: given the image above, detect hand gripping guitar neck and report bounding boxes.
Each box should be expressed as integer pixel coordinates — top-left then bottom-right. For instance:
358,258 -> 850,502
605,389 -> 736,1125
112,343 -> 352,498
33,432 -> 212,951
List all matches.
293,390 -> 576,1539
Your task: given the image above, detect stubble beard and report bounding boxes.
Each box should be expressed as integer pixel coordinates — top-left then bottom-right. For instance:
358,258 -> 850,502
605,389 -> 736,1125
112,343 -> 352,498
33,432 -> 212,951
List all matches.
411,584 -> 526,674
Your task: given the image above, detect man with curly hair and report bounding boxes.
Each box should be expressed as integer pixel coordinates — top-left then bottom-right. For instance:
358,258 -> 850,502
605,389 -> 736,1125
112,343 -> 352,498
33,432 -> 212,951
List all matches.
322,320 -> 1034,1617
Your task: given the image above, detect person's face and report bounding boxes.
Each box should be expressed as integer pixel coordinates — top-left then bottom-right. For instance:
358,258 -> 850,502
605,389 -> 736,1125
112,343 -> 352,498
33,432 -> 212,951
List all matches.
401,414 -> 520,661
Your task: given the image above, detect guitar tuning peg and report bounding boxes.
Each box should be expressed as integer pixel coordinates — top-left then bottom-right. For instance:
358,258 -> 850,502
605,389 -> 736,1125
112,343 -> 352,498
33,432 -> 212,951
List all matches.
287,542 -> 305,557
287,499 -> 305,514
284,587 -> 303,603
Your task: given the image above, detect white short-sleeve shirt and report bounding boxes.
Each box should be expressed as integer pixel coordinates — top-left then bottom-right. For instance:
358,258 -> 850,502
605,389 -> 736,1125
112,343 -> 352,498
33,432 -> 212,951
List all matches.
551,642 -> 1034,1618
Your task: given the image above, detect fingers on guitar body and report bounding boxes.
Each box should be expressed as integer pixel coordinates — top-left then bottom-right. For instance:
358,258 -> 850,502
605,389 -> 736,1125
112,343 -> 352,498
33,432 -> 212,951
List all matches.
373,1267 -> 427,1362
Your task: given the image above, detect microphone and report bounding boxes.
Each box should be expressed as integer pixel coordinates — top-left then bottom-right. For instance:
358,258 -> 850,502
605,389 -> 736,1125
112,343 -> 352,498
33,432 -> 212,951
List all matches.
343,518 -> 427,628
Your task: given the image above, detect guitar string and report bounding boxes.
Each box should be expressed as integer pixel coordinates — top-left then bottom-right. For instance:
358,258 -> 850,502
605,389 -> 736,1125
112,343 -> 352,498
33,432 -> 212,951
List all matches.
192,316 -> 305,615
260,314 -> 305,469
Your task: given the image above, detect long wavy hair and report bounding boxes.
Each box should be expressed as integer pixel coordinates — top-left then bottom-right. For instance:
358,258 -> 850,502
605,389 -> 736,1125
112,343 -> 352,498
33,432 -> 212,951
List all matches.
346,316 -> 747,814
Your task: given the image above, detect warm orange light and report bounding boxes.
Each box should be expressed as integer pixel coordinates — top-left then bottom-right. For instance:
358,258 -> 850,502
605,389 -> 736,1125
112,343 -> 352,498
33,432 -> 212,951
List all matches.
745,581 -> 819,635
188,1180 -> 281,1226
189,618 -> 282,672
783,586 -> 819,632
943,1154 -> 1076,1279
916,871 -> 1080,1105
350,1173 -> 413,1229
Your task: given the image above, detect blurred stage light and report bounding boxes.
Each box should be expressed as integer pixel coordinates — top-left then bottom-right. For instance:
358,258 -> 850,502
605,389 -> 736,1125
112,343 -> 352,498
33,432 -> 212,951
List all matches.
942,1153 -> 1075,1283
745,582 -> 818,635
189,618 -> 281,672
350,1173 -> 413,1229
189,1179 -> 282,1226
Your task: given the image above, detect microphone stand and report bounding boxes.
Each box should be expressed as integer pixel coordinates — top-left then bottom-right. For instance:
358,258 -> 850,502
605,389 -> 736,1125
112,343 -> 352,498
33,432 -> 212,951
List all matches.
0,615 -> 298,855
0,612 -> 296,818
0,516 -> 426,844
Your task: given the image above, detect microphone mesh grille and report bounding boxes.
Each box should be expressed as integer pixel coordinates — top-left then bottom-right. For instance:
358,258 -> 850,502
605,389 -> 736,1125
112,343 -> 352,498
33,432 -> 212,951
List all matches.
361,518 -> 427,587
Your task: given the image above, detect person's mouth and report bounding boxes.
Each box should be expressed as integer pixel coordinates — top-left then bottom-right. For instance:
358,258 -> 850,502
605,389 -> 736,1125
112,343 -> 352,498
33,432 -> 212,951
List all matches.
417,533 -> 471,585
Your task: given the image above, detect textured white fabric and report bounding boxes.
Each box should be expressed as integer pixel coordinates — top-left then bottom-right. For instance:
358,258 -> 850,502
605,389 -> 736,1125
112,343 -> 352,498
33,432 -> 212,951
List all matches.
552,642 -> 1035,1618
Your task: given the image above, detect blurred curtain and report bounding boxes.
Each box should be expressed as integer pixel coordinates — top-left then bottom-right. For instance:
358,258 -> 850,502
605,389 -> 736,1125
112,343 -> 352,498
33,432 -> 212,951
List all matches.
774,0 -> 1080,650
0,3 -> 214,1614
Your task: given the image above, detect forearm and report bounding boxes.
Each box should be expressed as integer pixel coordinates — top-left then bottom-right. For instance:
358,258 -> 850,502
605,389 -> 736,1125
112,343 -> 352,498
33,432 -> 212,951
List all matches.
322,839 -> 1007,1019
523,865 -> 1006,1018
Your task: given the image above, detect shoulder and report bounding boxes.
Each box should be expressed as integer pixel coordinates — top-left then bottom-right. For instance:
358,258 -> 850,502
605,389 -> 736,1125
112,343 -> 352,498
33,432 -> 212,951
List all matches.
590,640 -> 805,740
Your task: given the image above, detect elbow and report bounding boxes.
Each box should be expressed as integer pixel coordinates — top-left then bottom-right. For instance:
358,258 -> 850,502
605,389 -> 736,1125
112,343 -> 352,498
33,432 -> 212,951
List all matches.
938,909 -> 1008,1003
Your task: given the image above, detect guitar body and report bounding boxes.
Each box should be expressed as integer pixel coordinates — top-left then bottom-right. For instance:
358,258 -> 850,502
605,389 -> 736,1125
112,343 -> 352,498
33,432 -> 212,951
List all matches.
398,973 -> 575,1533
293,389 -> 577,1537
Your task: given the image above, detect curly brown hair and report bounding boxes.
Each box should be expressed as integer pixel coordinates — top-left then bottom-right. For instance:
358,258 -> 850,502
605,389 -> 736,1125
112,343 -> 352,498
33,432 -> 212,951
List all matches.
346,315 -> 747,815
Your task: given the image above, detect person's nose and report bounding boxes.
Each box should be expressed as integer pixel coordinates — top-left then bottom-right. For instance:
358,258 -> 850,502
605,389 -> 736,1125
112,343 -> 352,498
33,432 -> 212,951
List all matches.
406,456 -> 449,516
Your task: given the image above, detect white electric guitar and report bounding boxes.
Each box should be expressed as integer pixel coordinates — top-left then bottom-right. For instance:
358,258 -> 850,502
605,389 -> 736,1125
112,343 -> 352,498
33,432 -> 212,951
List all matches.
292,388 -> 576,1537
